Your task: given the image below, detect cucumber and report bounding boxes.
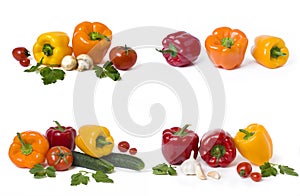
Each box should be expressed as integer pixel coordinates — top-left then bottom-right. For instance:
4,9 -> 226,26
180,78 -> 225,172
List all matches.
102,152 -> 145,171
72,151 -> 114,173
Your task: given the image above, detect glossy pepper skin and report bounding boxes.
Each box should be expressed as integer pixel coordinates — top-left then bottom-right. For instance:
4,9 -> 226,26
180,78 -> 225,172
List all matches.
75,125 -> 114,158
72,21 -> 112,64
234,123 -> 273,166
8,131 -> 49,168
205,27 -> 248,70
162,124 -> 199,165
199,129 -> 236,167
157,31 -> 201,67
46,121 -> 77,151
251,35 -> 289,69
33,31 -> 73,66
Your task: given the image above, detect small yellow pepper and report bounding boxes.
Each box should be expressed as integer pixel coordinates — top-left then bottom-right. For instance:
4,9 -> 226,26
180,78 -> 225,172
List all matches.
251,35 -> 289,69
234,123 -> 273,166
75,125 -> 114,158
33,31 -> 73,66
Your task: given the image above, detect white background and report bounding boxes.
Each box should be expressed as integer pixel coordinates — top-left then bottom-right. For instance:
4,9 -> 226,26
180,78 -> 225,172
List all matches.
1,0 -> 300,195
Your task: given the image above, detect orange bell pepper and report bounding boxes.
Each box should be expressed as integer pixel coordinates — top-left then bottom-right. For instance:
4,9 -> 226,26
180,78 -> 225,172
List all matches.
205,27 -> 248,70
251,35 -> 289,69
234,123 -> 273,166
8,131 -> 49,169
72,21 -> 112,64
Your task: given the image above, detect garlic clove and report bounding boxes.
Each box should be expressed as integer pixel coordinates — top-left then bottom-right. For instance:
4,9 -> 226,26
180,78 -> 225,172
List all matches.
195,162 -> 207,180
207,171 -> 221,180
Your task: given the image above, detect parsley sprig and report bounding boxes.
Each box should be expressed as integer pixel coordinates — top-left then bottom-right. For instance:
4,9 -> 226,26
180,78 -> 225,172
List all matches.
152,163 -> 177,176
24,57 -> 65,85
259,162 -> 298,177
94,61 -> 121,81
29,164 -> 56,179
71,170 -> 113,186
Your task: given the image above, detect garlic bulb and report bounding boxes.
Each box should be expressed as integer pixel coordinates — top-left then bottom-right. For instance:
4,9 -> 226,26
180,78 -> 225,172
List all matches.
180,151 -> 198,175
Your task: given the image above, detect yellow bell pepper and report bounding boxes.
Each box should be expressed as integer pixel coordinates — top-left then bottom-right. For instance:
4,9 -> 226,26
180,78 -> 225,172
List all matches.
251,35 -> 289,69
234,123 -> 273,166
33,31 -> 73,66
75,125 -> 114,158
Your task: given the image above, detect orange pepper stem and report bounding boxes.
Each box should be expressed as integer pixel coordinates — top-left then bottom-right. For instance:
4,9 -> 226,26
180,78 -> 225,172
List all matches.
221,37 -> 234,48
174,124 -> 191,137
42,44 -> 54,56
210,144 -> 226,164
16,132 -> 33,156
96,136 -> 112,148
270,46 -> 286,59
54,120 -> 65,132
239,129 -> 255,140
88,32 -> 111,41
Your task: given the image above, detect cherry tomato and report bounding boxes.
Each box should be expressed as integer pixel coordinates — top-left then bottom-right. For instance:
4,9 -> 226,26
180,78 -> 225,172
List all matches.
237,162 -> 252,178
250,172 -> 262,182
129,148 -> 137,155
19,58 -> 30,67
109,45 -> 137,70
46,146 -> 73,171
118,141 -> 130,152
12,47 -> 30,61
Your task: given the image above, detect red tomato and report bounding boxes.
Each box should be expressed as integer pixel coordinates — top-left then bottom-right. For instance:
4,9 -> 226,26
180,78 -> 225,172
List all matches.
12,47 -> 30,61
19,58 -> 30,67
237,162 -> 252,178
46,146 -> 73,171
109,45 -> 137,70
118,141 -> 130,152
250,172 -> 262,182
129,148 -> 137,155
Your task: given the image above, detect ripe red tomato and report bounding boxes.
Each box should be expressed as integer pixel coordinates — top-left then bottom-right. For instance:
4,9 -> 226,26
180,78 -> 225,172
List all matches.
12,47 -> 30,61
109,45 -> 137,70
129,148 -> 137,155
19,58 -> 30,67
250,172 -> 262,182
118,141 -> 130,152
46,146 -> 73,171
237,162 -> 252,178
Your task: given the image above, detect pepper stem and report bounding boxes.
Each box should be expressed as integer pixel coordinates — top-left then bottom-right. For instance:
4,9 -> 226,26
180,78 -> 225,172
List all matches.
210,144 -> 226,164
156,43 -> 178,57
42,44 -> 54,56
17,132 -> 33,156
96,136 -> 112,148
239,129 -> 255,140
221,37 -> 234,48
54,121 -> 65,132
89,32 -> 111,41
174,124 -> 191,137
270,46 -> 286,58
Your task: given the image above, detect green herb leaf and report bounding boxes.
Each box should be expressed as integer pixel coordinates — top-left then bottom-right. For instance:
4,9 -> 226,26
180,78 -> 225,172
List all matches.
40,67 -> 65,85
29,164 -> 56,179
94,61 -> 121,81
152,163 -> 177,176
24,57 -> 43,72
278,165 -> 299,176
71,172 -> 90,186
259,162 -> 278,177
92,171 -> 114,183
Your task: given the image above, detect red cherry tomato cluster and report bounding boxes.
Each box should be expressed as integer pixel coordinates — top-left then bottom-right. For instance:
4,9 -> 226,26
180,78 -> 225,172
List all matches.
236,162 -> 262,182
118,141 -> 137,155
12,47 -> 31,67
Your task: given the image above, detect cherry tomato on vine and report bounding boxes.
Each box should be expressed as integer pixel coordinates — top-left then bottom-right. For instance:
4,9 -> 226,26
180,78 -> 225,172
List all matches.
250,172 -> 262,182
237,162 -> 252,178
12,47 -> 30,61
109,45 -> 137,70
118,141 -> 130,152
46,146 -> 73,171
19,58 -> 31,67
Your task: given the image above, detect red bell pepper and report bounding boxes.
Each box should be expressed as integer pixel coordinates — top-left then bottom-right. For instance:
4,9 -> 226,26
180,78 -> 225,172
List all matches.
46,121 -> 77,150
199,129 -> 236,167
162,124 -> 199,165
157,31 -> 201,67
